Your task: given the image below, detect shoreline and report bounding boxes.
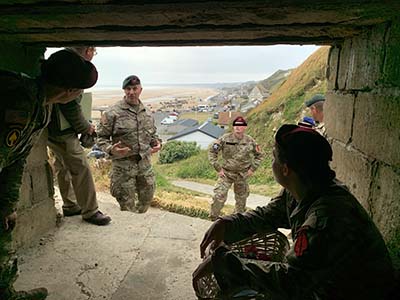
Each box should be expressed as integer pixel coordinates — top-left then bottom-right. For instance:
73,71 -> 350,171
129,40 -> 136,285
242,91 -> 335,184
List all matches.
91,86 -> 219,105
89,86 -> 220,119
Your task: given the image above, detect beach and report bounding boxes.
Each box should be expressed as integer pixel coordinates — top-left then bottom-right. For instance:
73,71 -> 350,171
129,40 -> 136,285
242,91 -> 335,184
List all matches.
89,86 -> 219,119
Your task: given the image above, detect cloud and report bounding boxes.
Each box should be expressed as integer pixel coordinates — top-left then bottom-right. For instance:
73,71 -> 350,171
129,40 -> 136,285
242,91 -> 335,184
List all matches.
46,45 -> 320,86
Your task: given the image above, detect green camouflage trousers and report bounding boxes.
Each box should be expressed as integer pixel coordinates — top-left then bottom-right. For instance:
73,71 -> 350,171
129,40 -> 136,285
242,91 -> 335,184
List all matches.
210,169 -> 249,218
0,227 -> 18,291
110,155 -> 155,213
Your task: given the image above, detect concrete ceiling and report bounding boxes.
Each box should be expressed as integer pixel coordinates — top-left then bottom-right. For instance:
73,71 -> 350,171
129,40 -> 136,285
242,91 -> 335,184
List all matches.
1,0 -> 400,46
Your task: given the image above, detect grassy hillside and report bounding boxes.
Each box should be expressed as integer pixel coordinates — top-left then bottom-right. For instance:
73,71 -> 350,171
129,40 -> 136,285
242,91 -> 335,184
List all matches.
246,46 -> 330,179
259,69 -> 293,93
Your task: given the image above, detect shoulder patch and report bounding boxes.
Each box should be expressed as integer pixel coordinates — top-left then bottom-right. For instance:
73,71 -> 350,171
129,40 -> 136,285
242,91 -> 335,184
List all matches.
294,226 -> 309,257
5,128 -> 22,147
212,142 -> 221,153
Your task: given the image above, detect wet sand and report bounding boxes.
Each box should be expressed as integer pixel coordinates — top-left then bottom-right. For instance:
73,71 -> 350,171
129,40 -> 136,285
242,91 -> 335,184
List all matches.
91,86 -> 219,106
89,86 -> 219,120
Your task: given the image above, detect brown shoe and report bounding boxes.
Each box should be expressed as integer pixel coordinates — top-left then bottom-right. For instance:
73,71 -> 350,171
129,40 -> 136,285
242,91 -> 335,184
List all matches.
9,287 -> 48,300
83,211 -> 111,226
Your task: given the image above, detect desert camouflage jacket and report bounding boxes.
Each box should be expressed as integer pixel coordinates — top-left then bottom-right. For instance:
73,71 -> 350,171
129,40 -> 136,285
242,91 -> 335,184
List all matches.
316,122 -> 326,137
220,180 -> 394,300
97,98 -> 158,160
208,132 -> 263,173
0,71 -> 51,216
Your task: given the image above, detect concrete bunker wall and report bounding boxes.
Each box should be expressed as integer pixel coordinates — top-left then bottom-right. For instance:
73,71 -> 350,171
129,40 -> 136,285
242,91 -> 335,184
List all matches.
0,42 -> 57,249
1,19 -> 399,270
325,20 -> 400,268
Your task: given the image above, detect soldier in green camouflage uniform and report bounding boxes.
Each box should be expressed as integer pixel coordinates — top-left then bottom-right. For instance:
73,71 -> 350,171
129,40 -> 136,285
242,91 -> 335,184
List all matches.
305,94 -> 326,137
194,124 -> 395,300
97,75 -> 161,213
0,50 -> 97,299
208,116 -> 263,220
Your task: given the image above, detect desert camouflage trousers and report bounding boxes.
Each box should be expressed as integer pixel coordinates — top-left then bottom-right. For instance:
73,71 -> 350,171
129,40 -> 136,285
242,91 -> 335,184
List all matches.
110,155 -> 155,213
210,169 -> 249,218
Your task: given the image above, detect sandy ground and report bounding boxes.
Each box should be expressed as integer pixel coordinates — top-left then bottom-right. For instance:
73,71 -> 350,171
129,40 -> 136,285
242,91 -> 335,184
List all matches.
89,86 -> 219,120
91,87 -> 219,106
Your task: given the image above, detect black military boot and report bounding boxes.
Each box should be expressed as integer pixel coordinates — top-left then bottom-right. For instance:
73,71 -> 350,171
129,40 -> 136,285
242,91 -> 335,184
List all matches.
1,287 -> 48,300
11,288 -> 48,300
119,200 -> 136,212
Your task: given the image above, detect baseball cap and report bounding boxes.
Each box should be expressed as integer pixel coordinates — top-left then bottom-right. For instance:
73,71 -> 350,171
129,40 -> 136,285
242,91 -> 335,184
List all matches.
305,94 -> 325,107
40,49 -> 98,89
122,75 -> 141,89
232,116 -> 247,126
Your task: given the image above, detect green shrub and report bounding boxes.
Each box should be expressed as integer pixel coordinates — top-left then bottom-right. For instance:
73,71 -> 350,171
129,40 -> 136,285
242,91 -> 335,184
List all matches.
176,151 -> 217,180
158,140 -> 200,164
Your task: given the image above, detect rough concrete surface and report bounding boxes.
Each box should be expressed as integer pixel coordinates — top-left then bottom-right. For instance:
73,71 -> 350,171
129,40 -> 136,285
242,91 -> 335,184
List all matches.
14,191 -> 211,300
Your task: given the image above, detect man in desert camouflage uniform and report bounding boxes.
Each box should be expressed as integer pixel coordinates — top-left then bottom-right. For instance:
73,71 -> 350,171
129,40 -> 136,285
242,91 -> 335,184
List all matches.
305,94 -> 326,137
208,116 -> 263,220
0,50 -> 97,299
97,75 -> 161,213
194,124 -> 395,300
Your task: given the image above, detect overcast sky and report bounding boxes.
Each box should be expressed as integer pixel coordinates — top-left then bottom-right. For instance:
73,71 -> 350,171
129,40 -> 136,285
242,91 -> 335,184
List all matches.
47,45 -> 319,86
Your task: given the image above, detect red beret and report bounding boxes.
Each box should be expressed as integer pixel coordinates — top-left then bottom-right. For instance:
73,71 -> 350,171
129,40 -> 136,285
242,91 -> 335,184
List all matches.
232,116 -> 247,126
275,124 -> 334,183
40,50 -> 98,89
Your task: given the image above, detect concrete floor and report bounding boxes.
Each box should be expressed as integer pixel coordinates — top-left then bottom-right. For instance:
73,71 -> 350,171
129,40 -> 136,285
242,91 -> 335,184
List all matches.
15,191 -> 211,300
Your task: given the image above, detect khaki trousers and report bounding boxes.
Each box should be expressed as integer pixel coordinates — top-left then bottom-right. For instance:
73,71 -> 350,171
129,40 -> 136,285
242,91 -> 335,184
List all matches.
48,133 -> 98,218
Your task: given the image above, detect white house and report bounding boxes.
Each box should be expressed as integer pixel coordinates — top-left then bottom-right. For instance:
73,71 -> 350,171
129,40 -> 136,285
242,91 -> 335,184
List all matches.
167,121 -> 225,149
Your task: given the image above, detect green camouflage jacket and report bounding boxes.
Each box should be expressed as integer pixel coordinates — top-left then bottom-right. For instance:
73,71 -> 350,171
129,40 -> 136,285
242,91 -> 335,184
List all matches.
0,71 -> 50,216
219,180 -> 394,300
208,132 -> 263,173
97,99 -> 158,160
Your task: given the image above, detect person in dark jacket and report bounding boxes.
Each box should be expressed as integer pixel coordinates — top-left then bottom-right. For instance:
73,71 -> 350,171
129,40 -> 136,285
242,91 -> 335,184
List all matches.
193,124 -> 395,300
47,47 -> 111,226
0,49 -> 97,300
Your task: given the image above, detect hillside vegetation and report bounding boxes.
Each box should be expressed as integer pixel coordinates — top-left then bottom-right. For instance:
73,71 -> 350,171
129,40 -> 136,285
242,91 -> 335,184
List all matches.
245,46 -> 329,186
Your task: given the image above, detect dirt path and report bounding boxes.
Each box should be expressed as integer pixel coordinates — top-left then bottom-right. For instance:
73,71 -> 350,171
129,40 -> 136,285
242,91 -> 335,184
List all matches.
171,180 -> 271,209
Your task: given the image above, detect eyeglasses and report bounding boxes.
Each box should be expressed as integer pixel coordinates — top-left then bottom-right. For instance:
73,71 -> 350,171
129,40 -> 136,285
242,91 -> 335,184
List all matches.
88,47 -> 97,56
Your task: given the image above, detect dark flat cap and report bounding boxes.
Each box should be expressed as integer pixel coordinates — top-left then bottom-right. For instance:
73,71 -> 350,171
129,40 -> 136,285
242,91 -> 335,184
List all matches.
232,116 -> 247,126
122,75 -> 141,89
305,94 -> 325,107
41,50 -> 98,89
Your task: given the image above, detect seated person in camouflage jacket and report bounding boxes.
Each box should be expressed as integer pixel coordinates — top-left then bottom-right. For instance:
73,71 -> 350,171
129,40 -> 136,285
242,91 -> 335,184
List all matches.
193,124 -> 395,300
